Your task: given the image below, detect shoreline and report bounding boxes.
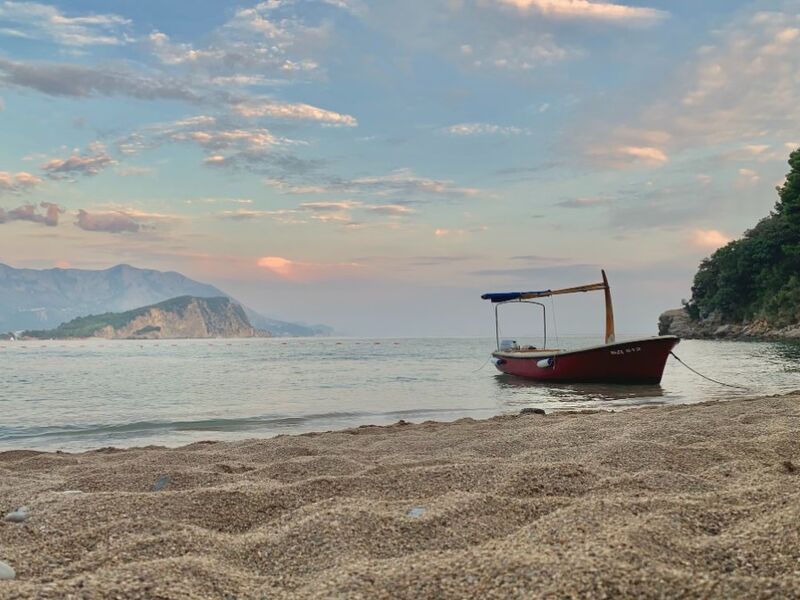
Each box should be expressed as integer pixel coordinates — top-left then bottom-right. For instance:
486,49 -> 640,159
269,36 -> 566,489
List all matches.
659,308 -> 800,341
2,393 -> 799,598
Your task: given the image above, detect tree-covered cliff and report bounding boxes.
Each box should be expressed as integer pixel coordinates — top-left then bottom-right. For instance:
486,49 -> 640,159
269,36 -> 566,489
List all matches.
686,148 -> 800,327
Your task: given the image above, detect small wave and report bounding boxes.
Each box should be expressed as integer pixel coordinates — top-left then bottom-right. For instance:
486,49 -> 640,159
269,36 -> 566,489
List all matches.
0,407 -> 494,445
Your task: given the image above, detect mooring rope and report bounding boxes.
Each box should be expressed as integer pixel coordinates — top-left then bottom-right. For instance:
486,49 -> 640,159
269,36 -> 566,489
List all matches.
472,354 -> 494,373
669,351 -> 749,390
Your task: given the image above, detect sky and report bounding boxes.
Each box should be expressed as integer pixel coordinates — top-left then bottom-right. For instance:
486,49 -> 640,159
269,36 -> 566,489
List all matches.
1,0 -> 799,337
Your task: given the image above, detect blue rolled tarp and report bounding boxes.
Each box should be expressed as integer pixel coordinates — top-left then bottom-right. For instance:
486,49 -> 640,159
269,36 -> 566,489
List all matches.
481,292 -> 547,303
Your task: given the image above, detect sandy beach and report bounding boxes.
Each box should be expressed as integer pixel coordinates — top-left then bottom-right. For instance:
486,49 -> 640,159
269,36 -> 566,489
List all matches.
2,394 -> 799,599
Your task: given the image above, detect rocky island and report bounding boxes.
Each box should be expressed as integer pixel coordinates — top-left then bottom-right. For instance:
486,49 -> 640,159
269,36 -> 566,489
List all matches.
22,296 -> 264,340
660,147 -> 800,340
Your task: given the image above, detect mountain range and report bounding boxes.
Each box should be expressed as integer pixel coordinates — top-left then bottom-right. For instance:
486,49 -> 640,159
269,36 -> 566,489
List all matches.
0,263 -> 331,336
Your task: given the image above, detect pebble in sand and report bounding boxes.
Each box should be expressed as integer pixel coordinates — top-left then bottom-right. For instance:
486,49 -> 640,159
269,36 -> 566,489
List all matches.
4,507 -> 29,523
0,561 -> 15,580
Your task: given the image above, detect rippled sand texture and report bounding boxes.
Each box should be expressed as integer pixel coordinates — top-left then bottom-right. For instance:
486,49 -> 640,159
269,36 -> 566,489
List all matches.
2,394 -> 799,599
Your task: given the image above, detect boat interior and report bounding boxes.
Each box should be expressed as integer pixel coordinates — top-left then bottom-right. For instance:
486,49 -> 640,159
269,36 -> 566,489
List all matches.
493,347 -> 563,359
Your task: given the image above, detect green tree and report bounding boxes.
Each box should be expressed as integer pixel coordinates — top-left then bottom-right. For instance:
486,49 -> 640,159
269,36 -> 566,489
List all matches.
687,147 -> 800,327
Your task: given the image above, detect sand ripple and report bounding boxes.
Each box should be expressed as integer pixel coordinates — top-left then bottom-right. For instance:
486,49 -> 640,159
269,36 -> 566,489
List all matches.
2,395 -> 800,598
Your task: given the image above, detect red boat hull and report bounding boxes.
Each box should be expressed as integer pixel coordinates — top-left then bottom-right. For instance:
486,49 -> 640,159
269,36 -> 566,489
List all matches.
492,336 -> 679,384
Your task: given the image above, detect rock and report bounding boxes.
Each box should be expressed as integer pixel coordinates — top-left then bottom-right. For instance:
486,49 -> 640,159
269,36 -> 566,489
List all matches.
153,475 -> 172,491
658,308 -> 701,337
520,408 -> 546,416
0,560 -> 15,580
407,507 -> 426,518
4,507 -> 29,523
659,307 -> 800,341
714,324 -> 732,337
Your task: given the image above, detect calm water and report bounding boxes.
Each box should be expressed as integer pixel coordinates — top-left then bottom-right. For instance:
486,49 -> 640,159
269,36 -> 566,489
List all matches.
1,337 -> 798,451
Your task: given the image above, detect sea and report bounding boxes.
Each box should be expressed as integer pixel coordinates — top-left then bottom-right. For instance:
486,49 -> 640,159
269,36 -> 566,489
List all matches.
1,336 -> 798,452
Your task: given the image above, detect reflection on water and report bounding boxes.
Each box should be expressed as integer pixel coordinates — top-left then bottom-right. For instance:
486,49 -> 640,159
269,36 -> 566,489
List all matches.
774,340 -> 800,364
1,336 -> 798,451
494,374 -> 666,407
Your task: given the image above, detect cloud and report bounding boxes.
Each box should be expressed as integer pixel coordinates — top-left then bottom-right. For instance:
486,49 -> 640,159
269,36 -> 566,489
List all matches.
493,0 -> 668,25
691,228 -> 731,250
216,208 -> 307,224
434,225 -> 488,237
0,201 -> 62,226
74,209 -> 140,233
41,143 -> 113,178
168,127 -> 282,153
586,143 -> 669,169
72,207 -> 180,233
591,6 -> 800,160
216,199 -> 414,226
204,155 -> 228,167
442,122 -> 529,136
146,3 -> 328,79
0,170 -> 41,193
464,33 -> 575,71
256,255 -> 360,281
743,144 -> 770,156
340,168 -> 480,198
0,1 -> 130,46
737,167 -> 760,186
299,200 -> 360,222
556,196 -> 613,208
264,178 -> 329,194
118,115 -> 313,175
0,58 -> 199,101
257,255 -> 295,277
320,0 -> 367,15
261,168 -> 481,209
233,100 -> 357,126
185,197 -> 253,206
364,204 -> 415,216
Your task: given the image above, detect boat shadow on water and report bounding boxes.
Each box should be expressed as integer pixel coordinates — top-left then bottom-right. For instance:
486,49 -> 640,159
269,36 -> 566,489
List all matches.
493,373 -> 667,407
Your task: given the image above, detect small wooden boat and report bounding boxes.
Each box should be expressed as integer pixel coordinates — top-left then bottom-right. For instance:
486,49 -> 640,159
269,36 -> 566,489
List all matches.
481,270 -> 679,384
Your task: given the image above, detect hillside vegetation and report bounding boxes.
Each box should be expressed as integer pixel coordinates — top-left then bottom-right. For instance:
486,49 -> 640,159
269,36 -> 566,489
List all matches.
686,148 -> 800,327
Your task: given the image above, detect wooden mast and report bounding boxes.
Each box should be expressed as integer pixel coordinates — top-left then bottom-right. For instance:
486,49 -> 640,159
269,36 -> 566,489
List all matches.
492,270 -> 616,344
602,269 -> 615,344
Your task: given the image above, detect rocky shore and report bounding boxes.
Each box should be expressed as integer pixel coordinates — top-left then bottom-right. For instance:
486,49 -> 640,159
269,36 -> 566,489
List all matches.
659,308 -> 800,341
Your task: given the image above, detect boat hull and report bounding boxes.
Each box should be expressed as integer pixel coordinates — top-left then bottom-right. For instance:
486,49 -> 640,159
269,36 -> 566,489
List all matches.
492,336 -> 679,384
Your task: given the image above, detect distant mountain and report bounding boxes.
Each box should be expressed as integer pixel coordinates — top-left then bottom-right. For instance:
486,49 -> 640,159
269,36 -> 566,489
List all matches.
24,296 -> 261,340
0,263 -> 330,336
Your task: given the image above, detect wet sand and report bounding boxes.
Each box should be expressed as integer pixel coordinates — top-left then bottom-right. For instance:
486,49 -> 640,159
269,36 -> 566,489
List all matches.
2,393 -> 799,599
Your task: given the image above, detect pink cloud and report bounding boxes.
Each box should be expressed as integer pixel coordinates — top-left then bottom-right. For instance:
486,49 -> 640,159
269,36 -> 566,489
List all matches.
41,143 -> 113,178
0,202 -> 63,226
0,170 -> 43,193
233,101 -> 358,126
495,0 -> 667,24
691,229 -> 731,250
256,255 -> 360,281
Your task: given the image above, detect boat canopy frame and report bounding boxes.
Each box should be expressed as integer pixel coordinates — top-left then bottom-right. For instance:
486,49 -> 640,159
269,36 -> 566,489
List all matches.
482,270 -> 616,349
492,300 -> 548,351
